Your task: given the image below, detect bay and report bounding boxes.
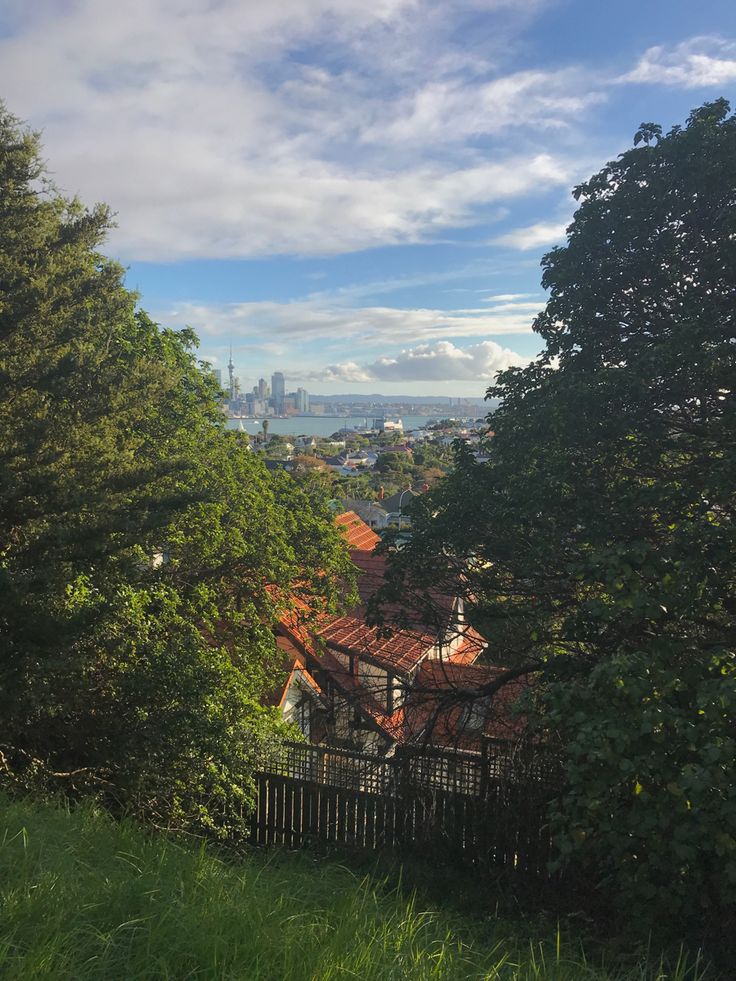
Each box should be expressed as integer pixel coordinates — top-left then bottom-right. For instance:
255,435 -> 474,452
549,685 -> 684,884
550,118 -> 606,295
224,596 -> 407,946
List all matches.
225,415 -> 439,438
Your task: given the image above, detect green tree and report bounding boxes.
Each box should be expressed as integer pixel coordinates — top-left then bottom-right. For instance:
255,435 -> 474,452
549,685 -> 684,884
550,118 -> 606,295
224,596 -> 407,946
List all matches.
377,101 -> 736,930
0,105 -> 353,836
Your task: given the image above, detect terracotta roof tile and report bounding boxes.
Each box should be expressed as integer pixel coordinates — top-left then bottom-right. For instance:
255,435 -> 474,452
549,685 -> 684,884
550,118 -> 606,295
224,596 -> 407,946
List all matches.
317,614 -> 435,673
335,511 -> 381,551
406,659 -> 532,748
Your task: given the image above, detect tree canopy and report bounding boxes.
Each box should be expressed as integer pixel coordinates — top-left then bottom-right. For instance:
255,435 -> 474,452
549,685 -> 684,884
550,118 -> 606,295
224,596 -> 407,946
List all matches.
0,104 -> 353,836
377,101 -> 736,929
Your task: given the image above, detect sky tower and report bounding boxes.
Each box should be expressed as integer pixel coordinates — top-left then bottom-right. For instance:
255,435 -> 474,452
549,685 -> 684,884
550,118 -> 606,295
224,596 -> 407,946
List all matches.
227,343 -> 235,401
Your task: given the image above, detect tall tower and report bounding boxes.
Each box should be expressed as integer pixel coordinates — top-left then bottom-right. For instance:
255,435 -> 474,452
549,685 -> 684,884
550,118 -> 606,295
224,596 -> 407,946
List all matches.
227,343 -> 235,401
271,371 -> 285,412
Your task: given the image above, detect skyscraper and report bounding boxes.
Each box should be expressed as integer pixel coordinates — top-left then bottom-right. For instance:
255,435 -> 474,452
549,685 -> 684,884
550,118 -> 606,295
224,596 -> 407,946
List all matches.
271,371 -> 285,411
296,387 -> 309,413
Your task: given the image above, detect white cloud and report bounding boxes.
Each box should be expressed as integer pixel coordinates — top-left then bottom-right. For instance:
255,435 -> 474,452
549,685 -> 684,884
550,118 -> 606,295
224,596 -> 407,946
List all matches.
107,153 -> 569,260
164,295 -> 541,346
493,220 -> 568,250
0,0 -> 580,260
314,340 -> 528,383
621,37 -> 736,88
361,69 -> 604,148
484,292 -> 537,301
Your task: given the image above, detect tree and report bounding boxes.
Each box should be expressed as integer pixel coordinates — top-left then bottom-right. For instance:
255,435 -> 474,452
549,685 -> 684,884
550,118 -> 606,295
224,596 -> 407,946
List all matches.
376,101 -> 736,931
0,104 -> 353,836
262,419 -> 269,439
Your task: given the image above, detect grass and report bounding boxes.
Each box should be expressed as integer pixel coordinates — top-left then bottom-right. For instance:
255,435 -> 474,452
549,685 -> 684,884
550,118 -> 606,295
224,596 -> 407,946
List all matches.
0,795 -> 709,980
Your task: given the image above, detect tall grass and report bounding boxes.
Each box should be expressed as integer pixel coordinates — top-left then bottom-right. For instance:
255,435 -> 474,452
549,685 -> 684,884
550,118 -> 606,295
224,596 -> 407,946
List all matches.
0,795 -> 707,980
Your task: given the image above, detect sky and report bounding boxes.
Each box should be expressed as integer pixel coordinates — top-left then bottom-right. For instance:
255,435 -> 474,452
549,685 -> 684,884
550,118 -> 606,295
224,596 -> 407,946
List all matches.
1,1 -> 735,398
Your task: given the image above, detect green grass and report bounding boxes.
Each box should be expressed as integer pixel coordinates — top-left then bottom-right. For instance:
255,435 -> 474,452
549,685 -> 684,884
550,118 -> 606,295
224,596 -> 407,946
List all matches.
0,795 -> 707,980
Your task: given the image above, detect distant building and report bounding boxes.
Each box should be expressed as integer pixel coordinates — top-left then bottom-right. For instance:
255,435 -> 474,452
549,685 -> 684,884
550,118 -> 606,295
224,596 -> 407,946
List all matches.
373,417 -> 403,432
296,387 -> 310,413
271,372 -> 285,412
212,368 -> 222,388
381,488 -> 420,511
340,499 -> 390,529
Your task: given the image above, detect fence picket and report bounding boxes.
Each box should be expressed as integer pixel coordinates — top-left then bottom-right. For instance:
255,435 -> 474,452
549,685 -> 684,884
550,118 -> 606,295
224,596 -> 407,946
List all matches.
250,740 -> 557,878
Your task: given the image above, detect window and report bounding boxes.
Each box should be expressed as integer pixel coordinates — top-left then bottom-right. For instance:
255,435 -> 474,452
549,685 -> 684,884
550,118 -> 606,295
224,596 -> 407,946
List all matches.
296,698 -> 311,739
458,699 -> 488,732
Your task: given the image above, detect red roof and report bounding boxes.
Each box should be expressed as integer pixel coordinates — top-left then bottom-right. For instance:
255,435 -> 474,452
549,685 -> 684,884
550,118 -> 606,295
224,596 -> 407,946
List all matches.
407,659 -> 532,748
335,511 -> 381,551
348,550 -> 388,605
317,614 -> 436,674
445,627 -> 486,664
270,509 -> 504,747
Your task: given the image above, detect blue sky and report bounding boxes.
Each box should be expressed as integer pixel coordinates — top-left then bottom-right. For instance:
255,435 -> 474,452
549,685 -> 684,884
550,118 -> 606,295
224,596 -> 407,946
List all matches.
1,0 -> 735,396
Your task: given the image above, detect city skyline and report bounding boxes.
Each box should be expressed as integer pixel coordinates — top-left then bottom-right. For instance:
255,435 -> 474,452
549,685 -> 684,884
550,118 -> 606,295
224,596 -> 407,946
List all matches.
212,358 -> 487,405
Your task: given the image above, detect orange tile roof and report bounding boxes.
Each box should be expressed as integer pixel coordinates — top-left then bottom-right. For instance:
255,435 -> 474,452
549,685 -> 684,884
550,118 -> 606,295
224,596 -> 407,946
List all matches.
335,511 -> 381,551
406,659 -> 532,747
270,511 -> 523,749
415,658 -> 497,691
446,626 -> 486,664
317,614 -> 436,674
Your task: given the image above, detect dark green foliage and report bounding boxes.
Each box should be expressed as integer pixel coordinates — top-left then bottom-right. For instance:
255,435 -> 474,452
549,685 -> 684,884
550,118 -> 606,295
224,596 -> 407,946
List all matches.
0,105 -> 353,835
378,102 -> 736,930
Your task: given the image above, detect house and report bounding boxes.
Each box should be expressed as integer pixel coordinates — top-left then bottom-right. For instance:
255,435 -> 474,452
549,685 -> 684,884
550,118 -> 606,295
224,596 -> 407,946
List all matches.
381,488 -> 420,514
273,511 -> 522,758
339,499 -> 390,530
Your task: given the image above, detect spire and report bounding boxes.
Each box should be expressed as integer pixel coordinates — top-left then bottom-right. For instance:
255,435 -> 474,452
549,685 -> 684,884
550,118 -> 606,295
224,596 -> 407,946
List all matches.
227,342 -> 235,401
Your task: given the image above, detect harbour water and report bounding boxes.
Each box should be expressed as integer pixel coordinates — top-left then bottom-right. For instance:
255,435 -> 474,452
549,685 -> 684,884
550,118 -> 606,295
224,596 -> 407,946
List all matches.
225,415 -> 440,438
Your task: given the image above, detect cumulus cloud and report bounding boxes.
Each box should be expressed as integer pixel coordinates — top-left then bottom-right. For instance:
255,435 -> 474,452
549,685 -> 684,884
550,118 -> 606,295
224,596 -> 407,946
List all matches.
493,220 -> 568,250
0,0 -> 580,260
314,340 -> 528,383
621,37 -> 736,88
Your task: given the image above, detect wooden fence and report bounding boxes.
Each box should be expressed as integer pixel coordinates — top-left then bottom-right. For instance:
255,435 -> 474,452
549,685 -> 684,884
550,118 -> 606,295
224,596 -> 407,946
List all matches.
250,740 -> 559,876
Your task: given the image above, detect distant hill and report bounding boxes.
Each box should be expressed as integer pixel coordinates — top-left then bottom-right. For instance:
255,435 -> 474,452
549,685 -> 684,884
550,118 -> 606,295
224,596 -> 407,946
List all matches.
315,393 -> 495,408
